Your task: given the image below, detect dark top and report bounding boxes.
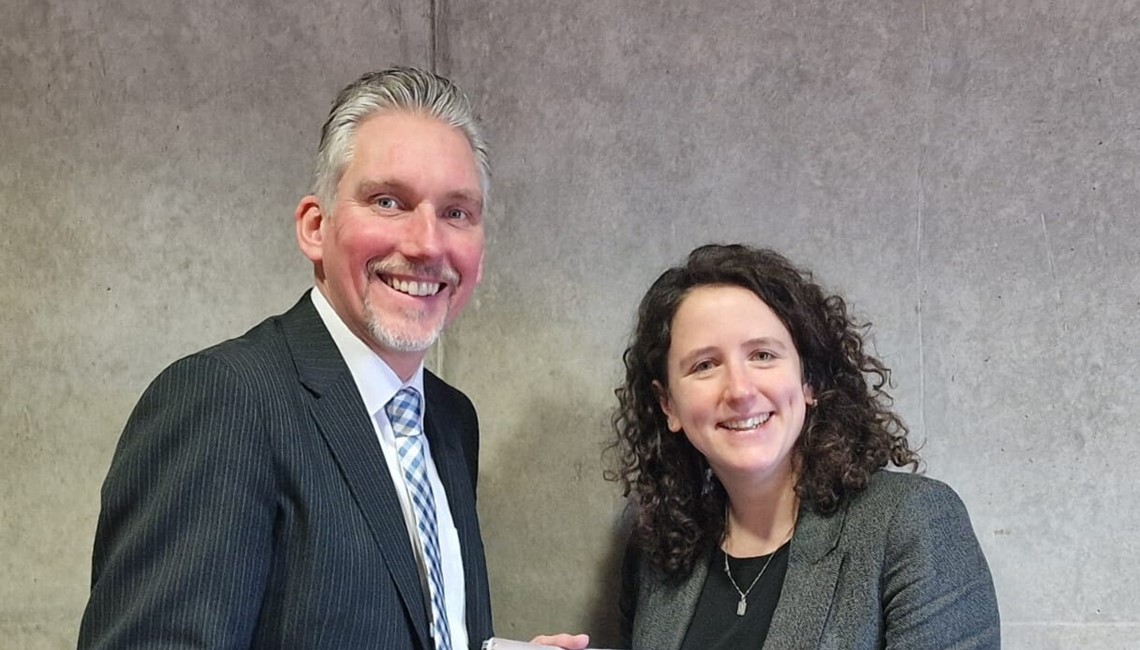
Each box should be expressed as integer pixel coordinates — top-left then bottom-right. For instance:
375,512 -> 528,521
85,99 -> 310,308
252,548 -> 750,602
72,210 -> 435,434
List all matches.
679,542 -> 790,650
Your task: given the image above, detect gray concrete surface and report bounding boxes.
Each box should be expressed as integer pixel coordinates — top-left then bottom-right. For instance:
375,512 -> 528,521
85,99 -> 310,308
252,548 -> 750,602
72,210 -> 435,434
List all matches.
2,0 -> 1137,647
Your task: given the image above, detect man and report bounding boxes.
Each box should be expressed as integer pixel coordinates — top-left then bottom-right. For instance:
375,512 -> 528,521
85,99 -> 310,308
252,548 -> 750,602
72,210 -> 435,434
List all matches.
79,67 -> 494,649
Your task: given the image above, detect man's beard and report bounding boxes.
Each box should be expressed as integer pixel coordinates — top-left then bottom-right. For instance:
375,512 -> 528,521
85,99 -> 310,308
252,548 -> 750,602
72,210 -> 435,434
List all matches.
363,293 -> 448,353
362,257 -> 459,353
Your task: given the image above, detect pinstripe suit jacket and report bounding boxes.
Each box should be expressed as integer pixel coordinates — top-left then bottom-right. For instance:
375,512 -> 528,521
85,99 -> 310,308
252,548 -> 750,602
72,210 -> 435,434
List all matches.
79,294 -> 493,649
623,472 -> 1000,649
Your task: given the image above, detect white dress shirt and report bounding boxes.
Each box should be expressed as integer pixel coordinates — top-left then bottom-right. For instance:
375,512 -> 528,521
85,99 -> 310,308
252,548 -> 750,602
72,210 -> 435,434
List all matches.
311,288 -> 468,650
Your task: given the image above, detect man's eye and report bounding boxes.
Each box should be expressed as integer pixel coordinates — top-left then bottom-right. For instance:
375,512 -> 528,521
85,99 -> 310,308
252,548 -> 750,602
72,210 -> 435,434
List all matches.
444,208 -> 469,221
375,197 -> 399,209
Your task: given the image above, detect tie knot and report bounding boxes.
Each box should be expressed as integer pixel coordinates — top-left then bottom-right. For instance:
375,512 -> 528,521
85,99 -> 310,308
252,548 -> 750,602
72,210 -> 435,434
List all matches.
385,387 -> 423,438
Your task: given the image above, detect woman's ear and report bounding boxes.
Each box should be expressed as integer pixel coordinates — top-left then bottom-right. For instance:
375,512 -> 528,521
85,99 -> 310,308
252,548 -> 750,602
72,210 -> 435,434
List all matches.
653,380 -> 682,433
803,382 -> 816,406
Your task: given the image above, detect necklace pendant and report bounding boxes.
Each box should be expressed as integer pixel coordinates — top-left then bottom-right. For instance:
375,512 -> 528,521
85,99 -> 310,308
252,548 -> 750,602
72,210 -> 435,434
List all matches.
736,598 -> 747,616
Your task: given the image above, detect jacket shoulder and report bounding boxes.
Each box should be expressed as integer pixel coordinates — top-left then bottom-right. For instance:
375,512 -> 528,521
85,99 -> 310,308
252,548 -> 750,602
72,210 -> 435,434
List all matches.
167,299 -> 312,385
836,470 -> 976,554
855,470 -> 965,512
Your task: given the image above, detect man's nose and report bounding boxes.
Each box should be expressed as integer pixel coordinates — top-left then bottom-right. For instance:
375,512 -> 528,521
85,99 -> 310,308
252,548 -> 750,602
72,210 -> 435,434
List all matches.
401,203 -> 443,259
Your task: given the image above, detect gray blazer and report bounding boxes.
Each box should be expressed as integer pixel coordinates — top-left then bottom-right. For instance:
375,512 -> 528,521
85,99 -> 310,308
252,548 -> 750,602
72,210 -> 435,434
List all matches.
626,472 -> 1000,649
79,294 -> 493,649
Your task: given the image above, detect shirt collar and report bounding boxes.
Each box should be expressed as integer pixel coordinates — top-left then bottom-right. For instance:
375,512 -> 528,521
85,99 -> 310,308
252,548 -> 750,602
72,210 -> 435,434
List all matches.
309,287 -> 425,419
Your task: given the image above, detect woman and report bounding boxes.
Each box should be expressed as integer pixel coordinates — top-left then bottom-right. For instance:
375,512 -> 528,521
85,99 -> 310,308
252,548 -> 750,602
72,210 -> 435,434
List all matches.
611,244 -> 1000,649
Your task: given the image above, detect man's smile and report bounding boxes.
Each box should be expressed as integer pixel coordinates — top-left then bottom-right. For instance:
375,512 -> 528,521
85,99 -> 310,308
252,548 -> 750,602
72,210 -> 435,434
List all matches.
380,275 -> 445,297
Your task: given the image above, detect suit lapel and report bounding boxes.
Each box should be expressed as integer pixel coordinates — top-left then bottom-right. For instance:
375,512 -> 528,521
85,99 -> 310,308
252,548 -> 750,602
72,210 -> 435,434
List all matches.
422,382 -> 490,645
421,392 -> 468,532
764,504 -> 847,650
281,295 -> 433,649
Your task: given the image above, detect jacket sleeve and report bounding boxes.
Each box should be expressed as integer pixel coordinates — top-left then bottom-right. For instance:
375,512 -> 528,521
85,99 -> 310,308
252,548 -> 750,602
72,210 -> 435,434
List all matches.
881,478 -> 1001,649
78,353 -> 276,649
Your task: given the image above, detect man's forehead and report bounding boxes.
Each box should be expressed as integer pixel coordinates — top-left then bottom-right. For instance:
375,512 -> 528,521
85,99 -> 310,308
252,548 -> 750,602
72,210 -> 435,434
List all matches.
346,116 -> 481,192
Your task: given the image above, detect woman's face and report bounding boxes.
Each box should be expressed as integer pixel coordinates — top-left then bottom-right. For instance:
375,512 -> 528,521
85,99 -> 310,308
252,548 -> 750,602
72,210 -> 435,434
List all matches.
657,284 -> 813,489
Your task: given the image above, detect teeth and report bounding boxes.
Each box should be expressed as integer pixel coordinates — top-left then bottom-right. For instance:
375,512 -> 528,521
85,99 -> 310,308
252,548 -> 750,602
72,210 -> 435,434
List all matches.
723,414 -> 771,430
384,277 -> 442,297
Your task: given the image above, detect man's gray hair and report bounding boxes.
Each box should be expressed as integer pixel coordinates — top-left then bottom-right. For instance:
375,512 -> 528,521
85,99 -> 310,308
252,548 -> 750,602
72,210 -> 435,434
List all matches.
313,66 -> 491,212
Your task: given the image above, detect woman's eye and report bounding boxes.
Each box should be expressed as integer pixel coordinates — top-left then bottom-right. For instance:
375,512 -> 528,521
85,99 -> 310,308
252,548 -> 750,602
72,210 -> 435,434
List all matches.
752,350 -> 775,362
692,360 -> 715,373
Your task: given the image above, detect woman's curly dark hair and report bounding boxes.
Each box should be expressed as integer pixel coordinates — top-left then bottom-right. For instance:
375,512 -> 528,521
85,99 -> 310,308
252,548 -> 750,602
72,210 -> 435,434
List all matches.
608,244 -> 920,578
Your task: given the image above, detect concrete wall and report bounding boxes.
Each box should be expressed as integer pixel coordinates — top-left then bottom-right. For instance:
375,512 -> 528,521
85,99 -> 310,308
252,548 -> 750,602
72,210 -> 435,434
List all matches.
3,0 -> 1137,647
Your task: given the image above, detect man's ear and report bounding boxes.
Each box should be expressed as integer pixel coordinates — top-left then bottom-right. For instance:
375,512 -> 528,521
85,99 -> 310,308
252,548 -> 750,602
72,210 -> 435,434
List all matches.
653,380 -> 682,433
295,194 -> 325,263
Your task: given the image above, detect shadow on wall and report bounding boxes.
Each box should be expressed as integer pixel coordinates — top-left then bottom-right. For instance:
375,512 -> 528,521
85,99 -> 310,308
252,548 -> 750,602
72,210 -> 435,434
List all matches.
481,388 -> 632,645
587,502 -> 636,647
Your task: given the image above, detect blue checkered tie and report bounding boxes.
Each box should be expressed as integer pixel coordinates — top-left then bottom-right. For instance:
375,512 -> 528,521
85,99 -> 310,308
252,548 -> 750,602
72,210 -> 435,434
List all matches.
386,387 -> 453,650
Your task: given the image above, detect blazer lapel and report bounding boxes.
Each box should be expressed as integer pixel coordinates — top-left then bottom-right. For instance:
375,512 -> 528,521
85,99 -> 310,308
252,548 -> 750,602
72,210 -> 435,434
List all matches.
764,505 -> 847,650
281,295 -> 433,649
635,559 -> 708,650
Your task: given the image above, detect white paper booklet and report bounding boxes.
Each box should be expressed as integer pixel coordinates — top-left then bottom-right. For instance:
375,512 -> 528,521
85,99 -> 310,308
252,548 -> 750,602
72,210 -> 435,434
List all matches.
482,638 -> 617,650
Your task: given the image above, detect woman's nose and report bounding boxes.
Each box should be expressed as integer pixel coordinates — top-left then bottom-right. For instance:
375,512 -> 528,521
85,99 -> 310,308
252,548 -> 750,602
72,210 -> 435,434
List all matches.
723,363 -> 757,404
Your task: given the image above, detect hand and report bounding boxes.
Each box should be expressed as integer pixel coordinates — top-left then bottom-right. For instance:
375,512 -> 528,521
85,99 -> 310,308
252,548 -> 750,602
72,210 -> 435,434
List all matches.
529,633 -> 590,649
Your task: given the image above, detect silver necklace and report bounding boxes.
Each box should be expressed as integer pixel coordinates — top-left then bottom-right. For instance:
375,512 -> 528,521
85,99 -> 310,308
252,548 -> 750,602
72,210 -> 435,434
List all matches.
722,508 -> 795,616
722,546 -> 777,616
